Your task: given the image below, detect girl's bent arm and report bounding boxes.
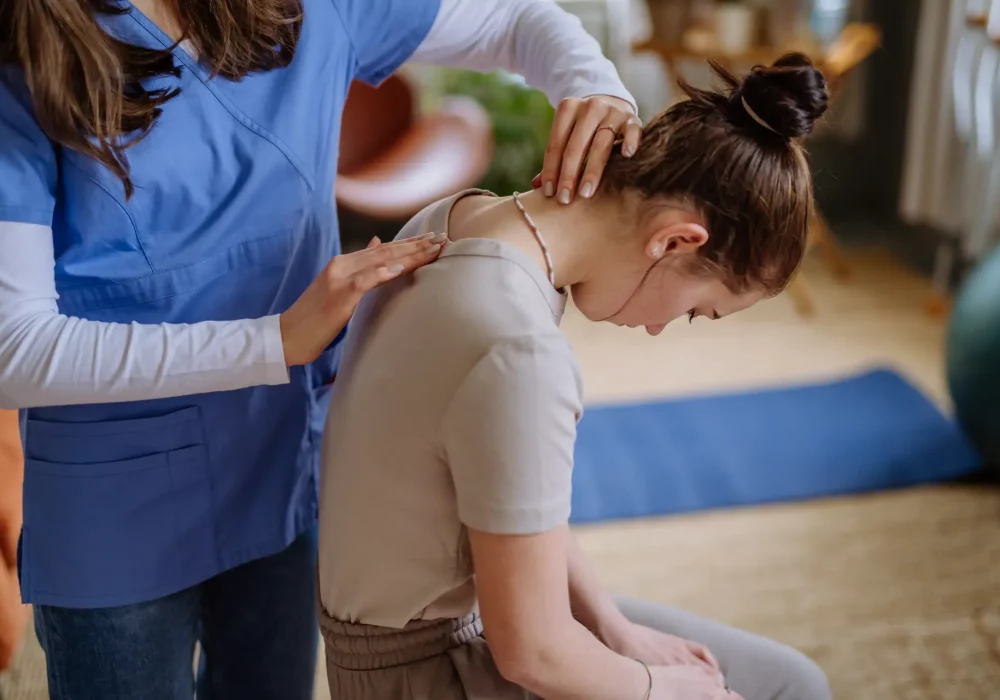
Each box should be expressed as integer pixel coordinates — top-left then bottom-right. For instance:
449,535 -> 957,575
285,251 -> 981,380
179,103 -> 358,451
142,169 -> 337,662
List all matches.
470,524 -> 650,699
444,335 -> 648,697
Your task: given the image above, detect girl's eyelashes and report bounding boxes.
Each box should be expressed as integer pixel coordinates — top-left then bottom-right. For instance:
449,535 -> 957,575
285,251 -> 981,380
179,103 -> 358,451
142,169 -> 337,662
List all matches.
687,310 -> 696,324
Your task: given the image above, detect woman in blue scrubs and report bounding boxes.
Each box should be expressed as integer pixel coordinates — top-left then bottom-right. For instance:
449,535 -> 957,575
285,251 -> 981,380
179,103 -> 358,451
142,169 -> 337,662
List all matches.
0,0 -> 640,697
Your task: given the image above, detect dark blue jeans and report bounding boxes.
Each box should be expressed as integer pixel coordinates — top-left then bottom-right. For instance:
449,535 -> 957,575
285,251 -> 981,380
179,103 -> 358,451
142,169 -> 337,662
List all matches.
34,528 -> 319,700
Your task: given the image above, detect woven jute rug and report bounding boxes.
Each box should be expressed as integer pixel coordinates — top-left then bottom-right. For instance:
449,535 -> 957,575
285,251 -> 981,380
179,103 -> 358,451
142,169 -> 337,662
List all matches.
4,485 -> 997,700
576,485 -> 1000,700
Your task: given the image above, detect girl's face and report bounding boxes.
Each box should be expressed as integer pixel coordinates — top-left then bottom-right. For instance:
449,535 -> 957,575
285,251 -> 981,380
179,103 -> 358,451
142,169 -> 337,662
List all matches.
570,207 -> 766,335
572,262 -> 765,335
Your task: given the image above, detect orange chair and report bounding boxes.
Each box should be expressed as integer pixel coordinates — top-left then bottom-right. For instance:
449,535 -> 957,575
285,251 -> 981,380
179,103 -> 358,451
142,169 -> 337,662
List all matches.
0,410 -> 25,670
336,74 -> 494,221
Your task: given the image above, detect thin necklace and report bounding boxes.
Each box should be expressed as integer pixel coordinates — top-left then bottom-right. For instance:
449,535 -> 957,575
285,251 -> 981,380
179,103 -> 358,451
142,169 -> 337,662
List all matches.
511,192 -> 556,287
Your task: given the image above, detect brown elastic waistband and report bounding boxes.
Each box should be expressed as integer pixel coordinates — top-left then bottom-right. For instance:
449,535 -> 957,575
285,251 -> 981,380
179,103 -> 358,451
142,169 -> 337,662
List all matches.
319,611 -> 484,671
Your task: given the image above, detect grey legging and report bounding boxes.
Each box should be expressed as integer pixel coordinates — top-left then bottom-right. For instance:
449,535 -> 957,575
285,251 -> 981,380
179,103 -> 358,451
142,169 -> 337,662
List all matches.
616,596 -> 832,700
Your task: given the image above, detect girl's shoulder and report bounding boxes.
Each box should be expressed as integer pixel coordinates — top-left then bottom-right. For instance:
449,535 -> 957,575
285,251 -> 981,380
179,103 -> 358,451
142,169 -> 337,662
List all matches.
394,189 -> 497,243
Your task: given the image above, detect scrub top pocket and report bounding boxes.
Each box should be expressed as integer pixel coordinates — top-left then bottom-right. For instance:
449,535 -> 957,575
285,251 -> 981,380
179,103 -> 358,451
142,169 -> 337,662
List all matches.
21,407 -> 217,607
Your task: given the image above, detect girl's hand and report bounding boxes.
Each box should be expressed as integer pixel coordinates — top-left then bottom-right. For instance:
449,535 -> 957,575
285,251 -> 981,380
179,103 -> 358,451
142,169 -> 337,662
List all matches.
533,95 -> 642,204
279,233 -> 446,366
606,622 -> 721,676
649,665 -> 743,700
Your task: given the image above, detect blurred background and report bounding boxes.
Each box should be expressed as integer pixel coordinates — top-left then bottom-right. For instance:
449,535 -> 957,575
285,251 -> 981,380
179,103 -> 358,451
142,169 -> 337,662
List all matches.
2,1 -> 1000,698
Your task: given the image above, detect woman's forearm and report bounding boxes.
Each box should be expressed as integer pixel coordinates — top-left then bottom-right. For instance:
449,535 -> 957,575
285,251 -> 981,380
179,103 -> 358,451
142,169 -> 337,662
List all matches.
0,312 -> 288,409
410,0 -> 636,112
0,222 -> 288,409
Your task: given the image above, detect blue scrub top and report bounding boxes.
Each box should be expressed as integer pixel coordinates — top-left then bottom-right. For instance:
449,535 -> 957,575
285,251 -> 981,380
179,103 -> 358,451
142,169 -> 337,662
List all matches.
0,0 -> 440,609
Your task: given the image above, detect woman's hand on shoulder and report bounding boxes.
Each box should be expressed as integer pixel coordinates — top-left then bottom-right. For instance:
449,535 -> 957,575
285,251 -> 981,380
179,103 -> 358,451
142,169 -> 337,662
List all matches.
279,233 -> 446,367
532,95 -> 642,204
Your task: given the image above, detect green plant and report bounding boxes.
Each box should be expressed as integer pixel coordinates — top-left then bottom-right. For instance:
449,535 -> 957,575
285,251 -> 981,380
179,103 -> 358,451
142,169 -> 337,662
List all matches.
435,69 -> 555,196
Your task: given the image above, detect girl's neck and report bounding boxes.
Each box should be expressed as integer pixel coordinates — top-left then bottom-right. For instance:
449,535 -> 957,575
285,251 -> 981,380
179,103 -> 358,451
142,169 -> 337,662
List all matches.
449,189 -> 621,289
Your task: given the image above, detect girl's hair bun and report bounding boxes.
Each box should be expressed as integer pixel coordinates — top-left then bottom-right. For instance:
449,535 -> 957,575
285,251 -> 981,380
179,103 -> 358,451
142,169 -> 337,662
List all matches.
737,53 -> 829,139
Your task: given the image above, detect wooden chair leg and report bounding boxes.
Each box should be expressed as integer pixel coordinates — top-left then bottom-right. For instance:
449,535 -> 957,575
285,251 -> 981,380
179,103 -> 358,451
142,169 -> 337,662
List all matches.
810,211 -> 851,280
787,275 -> 816,316
926,239 -> 957,319
925,292 -> 951,319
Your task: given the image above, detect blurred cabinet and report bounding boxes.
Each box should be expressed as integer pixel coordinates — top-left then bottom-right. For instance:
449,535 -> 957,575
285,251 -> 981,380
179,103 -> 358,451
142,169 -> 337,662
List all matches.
556,0 -> 634,74
912,0 -> 1000,308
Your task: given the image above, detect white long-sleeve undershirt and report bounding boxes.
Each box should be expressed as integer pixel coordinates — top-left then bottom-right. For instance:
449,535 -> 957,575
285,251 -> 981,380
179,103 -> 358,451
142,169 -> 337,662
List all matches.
0,0 -> 635,409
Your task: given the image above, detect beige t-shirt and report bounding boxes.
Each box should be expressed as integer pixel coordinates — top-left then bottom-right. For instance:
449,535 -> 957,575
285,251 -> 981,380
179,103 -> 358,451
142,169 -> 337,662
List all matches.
317,191 -> 583,629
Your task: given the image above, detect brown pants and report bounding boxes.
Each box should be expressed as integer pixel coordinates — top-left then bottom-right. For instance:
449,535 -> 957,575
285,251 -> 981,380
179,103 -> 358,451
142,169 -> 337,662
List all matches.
321,612 -> 536,699
320,598 -> 832,700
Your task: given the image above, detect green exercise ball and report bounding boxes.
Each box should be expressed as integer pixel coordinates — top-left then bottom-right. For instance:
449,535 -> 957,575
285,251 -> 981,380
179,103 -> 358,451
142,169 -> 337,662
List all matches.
946,244 -> 1000,469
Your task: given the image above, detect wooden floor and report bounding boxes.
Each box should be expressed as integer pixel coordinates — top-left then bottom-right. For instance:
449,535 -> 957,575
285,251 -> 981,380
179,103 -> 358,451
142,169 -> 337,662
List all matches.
3,248 -> 997,699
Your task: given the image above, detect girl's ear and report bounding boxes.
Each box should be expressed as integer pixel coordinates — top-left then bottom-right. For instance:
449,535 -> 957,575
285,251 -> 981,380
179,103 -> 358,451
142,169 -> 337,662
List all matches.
646,222 -> 709,260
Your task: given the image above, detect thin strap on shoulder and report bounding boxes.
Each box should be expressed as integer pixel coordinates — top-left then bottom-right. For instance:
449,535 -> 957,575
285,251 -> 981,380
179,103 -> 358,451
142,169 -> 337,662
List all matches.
428,188 -> 493,237
427,196 -> 453,236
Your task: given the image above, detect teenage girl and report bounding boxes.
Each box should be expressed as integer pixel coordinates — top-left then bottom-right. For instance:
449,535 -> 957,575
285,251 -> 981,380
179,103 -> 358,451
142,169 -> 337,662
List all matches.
318,55 -> 835,700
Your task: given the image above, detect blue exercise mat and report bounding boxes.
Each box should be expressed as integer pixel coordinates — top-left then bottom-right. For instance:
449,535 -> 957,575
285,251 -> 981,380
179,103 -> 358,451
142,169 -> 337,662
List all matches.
570,369 -> 983,524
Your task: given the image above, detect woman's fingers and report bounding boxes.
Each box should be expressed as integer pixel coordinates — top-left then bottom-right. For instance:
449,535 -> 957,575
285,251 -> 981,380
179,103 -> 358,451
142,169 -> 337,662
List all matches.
533,115 -> 635,197
344,238 -> 445,292
554,100 -> 607,204
366,240 -> 443,276
540,96 -> 642,204
577,125 -> 619,199
539,98 -> 583,200
384,240 -> 444,274
352,239 -> 443,288
347,259 -> 409,297
621,115 -> 643,158
339,233 -> 445,276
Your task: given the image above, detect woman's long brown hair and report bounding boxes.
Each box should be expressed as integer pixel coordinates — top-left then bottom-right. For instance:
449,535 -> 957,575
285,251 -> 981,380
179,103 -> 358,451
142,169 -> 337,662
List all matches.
0,0 -> 303,198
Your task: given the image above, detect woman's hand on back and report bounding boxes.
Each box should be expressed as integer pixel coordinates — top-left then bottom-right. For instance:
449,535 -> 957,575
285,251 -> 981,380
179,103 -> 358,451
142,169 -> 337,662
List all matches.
532,95 -> 642,204
279,233 -> 446,367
